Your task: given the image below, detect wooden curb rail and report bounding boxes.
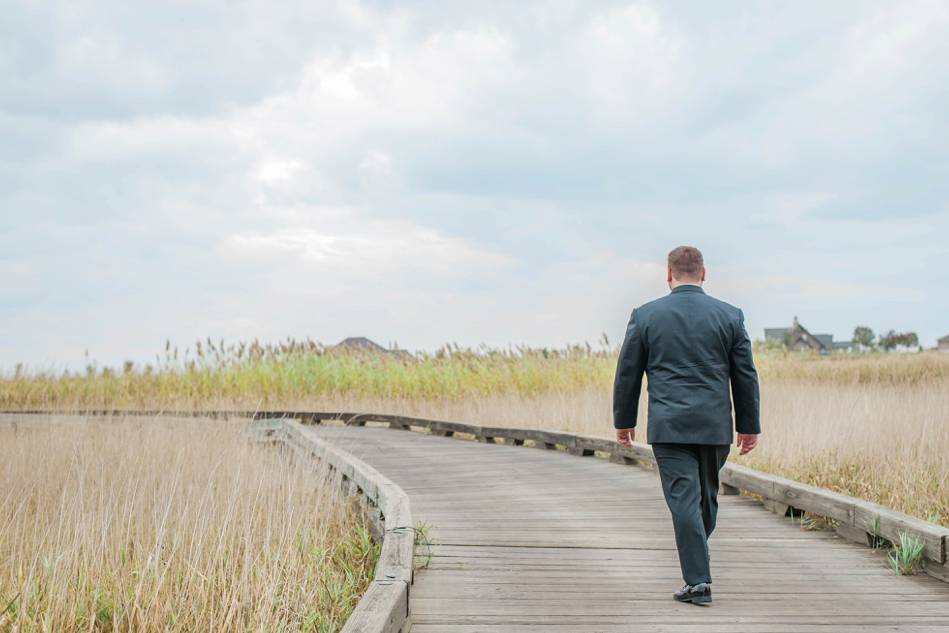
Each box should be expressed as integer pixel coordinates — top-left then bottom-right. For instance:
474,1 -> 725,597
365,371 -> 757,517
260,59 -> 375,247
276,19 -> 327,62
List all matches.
250,418 -> 413,633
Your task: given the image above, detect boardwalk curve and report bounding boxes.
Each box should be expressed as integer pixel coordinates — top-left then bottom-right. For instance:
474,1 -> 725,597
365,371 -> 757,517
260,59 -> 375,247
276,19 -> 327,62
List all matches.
287,417 -> 949,633
5,411 -> 949,632
257,419 -> 414,633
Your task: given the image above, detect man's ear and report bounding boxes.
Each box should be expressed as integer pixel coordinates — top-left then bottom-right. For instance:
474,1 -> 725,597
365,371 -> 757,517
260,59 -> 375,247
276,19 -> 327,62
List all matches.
701,267 -> 707,282
667,267 -> 673,283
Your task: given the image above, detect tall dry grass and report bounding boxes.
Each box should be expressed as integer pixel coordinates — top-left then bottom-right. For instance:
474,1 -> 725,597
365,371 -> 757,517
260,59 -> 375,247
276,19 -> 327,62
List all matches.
322,380 -> 948,527
0,415 -> 377,632
2,342 -> 948,410
1,343 -> 947,526
0,342 -> 615,410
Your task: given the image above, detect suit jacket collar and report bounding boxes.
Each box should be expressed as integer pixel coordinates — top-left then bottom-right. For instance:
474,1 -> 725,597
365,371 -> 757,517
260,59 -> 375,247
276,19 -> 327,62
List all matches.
670,284 -> 705,294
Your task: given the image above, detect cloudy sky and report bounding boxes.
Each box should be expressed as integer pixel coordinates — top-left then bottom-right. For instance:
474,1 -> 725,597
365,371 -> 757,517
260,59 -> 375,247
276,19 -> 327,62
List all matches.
3,0 -> 948,369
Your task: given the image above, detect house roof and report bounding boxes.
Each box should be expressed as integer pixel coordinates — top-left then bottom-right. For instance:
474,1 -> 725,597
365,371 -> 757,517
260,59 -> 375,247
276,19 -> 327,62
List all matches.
335,336 -> 390,352
795,322 -> 827,350
938,335 -> 949,344
333,336 -> 414,359
764,321 -> 831,350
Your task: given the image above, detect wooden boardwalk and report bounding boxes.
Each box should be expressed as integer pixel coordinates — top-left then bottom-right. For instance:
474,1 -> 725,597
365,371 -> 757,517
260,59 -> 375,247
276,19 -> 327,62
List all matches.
301,424 -> 949,633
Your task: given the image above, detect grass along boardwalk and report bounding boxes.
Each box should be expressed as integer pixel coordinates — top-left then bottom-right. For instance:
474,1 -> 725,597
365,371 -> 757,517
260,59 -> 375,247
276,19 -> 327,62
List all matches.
7,348 -> 946,529
300,422 -> 949,632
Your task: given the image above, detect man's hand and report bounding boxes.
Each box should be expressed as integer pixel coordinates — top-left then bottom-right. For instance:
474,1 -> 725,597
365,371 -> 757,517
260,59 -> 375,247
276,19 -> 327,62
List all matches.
616,428 -> 635,447
737,433 -> 758,455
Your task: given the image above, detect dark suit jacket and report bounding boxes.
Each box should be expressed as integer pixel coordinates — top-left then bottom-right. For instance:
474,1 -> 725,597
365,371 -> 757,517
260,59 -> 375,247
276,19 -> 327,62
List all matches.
612,284 -> 760,445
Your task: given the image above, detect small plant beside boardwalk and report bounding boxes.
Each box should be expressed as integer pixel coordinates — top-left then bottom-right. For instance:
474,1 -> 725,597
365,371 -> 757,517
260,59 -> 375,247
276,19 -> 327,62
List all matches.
414,521 -> 434,571
0,416 -> 378,632
888,532 -> 926,576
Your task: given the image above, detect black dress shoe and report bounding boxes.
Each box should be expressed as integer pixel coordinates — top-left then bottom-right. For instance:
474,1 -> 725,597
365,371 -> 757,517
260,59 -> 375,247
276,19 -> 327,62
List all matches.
674,582 -> 712,604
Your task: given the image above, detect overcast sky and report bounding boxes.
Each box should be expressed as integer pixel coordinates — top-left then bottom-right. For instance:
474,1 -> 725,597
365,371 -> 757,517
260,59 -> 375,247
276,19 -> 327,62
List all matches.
3,0 -> 948,369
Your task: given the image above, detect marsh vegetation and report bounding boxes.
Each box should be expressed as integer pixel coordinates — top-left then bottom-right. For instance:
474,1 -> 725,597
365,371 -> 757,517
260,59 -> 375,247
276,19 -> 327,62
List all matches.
0,416 -> 377,632
2,341 -> 947,530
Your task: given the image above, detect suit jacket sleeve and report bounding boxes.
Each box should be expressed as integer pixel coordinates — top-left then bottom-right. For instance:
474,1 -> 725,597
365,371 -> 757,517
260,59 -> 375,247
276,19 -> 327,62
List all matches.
729,308 -> 761,434
613,308 -> 647,430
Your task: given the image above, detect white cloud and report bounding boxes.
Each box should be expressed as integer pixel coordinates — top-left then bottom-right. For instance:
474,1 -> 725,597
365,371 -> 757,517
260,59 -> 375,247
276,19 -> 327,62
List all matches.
749,192 -> 836,228
721,1 -> 949,166
4,0 -> 949,367
68,114 -> 235,162
755,275 -> 923,302
254,158 -> 304,187
577,4 -> 687,125
222,223 -> 510,275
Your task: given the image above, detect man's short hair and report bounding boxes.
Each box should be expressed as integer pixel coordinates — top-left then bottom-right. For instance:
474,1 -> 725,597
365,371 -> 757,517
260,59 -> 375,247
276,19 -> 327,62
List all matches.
668,245 -> 704,281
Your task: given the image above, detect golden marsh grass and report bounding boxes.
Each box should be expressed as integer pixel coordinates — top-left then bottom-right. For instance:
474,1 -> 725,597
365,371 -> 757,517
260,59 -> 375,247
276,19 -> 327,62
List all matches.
0,415 -> 377,632
1,344 -> 947,528
3,342 -> 947,410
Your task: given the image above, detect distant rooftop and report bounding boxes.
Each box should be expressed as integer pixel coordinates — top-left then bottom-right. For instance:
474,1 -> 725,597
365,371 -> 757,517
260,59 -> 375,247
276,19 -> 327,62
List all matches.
333,337 -> 413,359
763,318 -> 853,352
335,337 -> 390,352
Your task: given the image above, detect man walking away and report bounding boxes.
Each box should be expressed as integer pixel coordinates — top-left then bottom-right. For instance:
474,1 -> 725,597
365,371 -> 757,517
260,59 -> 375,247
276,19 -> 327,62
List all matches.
612,245 -> 761,605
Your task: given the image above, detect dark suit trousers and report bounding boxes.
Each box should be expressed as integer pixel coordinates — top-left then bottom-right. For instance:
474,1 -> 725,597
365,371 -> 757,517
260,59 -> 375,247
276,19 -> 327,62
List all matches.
652,443 -> 730,585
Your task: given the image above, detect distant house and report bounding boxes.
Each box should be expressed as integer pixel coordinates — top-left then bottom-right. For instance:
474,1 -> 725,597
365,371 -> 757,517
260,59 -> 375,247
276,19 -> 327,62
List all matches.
764,317 -> 853,353
333,337 -> 413,359
831,340 -> 857,352
938,335 -> 949,353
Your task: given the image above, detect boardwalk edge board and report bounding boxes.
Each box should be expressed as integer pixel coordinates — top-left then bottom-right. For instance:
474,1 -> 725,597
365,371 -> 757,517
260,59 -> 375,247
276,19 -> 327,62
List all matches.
252,417 -> 414,633
5,409 -> 949,586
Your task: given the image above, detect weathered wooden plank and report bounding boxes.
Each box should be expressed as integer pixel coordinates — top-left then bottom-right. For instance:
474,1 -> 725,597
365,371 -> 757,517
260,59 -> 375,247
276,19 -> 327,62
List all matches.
378,484 -> 411,526
412,624 -> 947,633
349,413 -> 434,432
836,522 -> 872,547
260,419 -> 414,633
574,433 -> 656,465
406,596 -> 949,615
340,581 -> 408,633
477,426 -> 579,450
925,559 -> 949,583
853,499 -> 949,564
429,419 -> 483,437
412,579 -> 949,597
377,527 -> 414,583
721,463 -> 862,528
762,498 -> 791,516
